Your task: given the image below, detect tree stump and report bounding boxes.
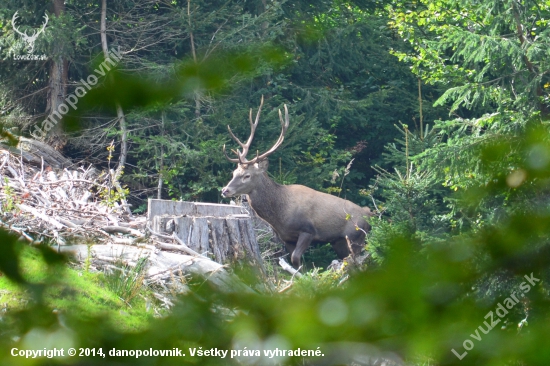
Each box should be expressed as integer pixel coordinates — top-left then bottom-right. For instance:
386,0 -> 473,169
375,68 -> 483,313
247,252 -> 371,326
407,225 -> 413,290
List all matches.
147,199 -> 267,279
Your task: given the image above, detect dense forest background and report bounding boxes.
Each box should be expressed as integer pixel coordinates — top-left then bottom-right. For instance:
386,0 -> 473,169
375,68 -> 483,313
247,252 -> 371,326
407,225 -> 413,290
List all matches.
1,0 -> 550,365
1,0 -> 446,207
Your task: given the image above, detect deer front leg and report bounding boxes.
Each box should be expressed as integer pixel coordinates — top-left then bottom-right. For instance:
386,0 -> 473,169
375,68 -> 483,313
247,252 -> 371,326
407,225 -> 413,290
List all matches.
291,232 -> 314,269
284,242 -> 296,258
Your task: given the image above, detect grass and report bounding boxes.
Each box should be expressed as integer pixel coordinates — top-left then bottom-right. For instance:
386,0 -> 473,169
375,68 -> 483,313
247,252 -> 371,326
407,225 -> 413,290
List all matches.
103,256 -> 148,305
0,245 -> 154,333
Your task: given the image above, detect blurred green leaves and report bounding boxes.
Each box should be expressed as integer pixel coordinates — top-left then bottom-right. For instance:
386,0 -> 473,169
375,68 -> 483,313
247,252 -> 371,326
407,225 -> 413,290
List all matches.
2,181 -> 550,365
0,230 -> 26,284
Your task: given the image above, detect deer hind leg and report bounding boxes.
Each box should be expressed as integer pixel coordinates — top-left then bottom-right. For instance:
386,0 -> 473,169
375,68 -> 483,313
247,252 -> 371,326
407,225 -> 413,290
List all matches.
284,242 -> 296,258
291,232 -> 314,269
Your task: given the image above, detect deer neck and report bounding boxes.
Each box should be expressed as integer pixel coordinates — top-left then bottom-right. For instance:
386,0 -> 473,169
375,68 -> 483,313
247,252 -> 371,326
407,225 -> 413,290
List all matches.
247,173 -> 286,225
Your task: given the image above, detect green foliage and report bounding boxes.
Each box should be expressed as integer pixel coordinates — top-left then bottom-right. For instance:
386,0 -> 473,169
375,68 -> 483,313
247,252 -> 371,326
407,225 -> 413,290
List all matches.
371,124 -> 446,236
2,195 -> 550,365
361,2 -> 550,363
366,216 -> 407,265
302,243 -> 340,270
388,0 -> 550,116
1,0 -> 423,207
104,257 -> 149,305
99,184 -> 130,208
1,176 -> 18,212
269,157 -> 298,185
0,243 -> 152,335
281,8 -> 443,195
291,267 -> 345,296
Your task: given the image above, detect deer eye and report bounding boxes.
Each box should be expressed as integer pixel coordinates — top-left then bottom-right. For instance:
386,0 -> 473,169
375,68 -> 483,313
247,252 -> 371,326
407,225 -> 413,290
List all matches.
243,174 -> 251,179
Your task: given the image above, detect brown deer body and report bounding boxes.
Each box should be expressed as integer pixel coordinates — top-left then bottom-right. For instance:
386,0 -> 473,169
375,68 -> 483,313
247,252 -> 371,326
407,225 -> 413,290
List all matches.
221,97 -> 371,269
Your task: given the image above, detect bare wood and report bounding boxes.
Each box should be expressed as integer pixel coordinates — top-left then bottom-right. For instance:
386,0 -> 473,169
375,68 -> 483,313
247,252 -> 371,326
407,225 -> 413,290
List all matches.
56,216 -> 79,229
0,141 -> 270,295
148,199 -> 244,220
147,199 -> 267,282
102,225 -> 144,237
0,141 -> 44,167
6,165 -> 20,180
171,232 -> 208,258
279,257 -> 302,278
155,240 -> 203,258
0,222 -> 35,243
60,244 -> 256,294
100,0 -> 129,214
147,225 -> 174,241
17,204 -> 65,230
278,281 -> 294,293
32,179 -> 108,187
148,224 -> 208,259
152,292 -> 175,307
46,170 -> 58,182
112,237 -> 135,245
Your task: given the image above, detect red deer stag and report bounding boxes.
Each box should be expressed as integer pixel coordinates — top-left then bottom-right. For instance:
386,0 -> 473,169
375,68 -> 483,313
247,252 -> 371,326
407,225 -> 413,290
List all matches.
221,97 -> 371,269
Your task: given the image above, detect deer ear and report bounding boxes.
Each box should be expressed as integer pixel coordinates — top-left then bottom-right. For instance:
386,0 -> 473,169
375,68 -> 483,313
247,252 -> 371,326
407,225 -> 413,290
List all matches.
257,159 -> 269,170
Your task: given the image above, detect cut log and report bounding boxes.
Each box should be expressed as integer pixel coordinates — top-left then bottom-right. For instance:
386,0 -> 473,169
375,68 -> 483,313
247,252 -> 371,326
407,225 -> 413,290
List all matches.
17,137 -> 73,168
0,142 -> 43,167
59,244 -> 256,294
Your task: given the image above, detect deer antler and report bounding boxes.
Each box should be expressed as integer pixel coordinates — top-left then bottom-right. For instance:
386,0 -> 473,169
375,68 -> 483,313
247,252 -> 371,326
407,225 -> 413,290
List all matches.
223,95 -> 289,165
246,104 -> 289,164
224,95 -> 264,163
36,13 -> 49,37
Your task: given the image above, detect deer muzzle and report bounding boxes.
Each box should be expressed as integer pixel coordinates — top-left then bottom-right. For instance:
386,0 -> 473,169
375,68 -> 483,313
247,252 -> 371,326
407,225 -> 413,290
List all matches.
221,187 -> 232,198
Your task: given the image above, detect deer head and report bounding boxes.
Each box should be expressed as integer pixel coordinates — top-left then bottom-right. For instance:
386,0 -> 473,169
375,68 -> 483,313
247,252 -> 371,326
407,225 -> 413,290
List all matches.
221,96 -> 289,198
12,11 -> 49,54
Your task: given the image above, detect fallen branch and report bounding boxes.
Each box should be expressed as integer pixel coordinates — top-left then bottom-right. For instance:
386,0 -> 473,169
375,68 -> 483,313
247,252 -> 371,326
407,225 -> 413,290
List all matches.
155,240 -> 204,258
171,232 -> 207,258
278,257 -> 302,278
147,225 -> 209,259
17,204 -> 65,230
102,225 -> 144,237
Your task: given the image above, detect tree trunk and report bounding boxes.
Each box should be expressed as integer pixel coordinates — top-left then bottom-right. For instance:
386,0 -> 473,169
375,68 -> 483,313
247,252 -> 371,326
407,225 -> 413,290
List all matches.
44,0 -> 68,150
157,111 -> 165,199
187,0 -> 201,120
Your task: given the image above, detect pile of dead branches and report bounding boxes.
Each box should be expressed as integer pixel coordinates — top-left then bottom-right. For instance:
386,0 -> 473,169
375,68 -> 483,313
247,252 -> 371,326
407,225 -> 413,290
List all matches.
0,145 -> 144,245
